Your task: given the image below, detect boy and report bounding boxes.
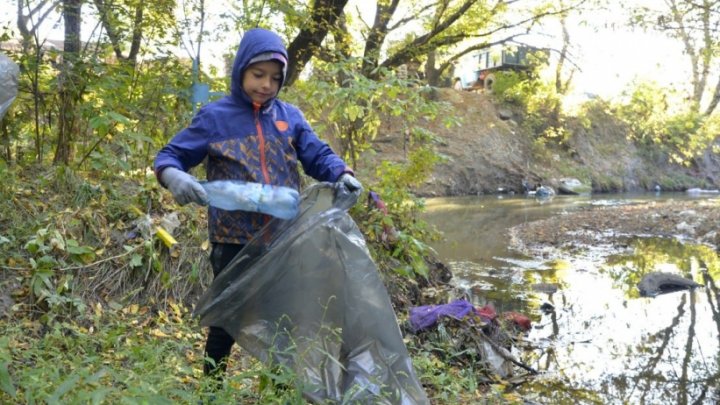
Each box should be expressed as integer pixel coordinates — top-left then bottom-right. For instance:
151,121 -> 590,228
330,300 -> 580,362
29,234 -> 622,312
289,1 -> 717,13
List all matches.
154,28 -> 362,377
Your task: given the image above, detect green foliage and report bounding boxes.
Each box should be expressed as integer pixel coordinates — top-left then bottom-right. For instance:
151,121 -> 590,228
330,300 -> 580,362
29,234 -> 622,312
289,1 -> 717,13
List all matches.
2,44 -> 194,174
0,298 -> 505,404
364,147 -> 443,279
77,58 -> 197,176
285,58 -> 456,168
491,70 -> 531,105
626,0 -> 720,114
0,302 -> 309,404
615,82 -> 670,145
491,71 -> 568,144
614,82 -> 718,165
0,166 -> 210,317
407,326 -> 524,404
284,58 -> 454,280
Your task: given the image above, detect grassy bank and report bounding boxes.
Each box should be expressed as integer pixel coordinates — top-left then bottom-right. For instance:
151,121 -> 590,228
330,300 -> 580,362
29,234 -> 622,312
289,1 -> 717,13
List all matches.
0,166 -> 523,404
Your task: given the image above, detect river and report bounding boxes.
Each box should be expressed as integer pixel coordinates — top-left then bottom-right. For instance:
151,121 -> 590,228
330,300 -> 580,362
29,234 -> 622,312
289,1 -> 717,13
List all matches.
422,192 -> 720,404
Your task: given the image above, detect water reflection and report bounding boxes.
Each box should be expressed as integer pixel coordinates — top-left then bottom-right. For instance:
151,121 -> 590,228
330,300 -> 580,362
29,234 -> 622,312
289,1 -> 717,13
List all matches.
604,238 -> 719,298
422,193 -> 720,404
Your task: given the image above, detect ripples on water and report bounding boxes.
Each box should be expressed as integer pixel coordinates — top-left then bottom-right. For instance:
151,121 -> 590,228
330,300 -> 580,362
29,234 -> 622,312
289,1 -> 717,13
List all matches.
422,193 -> 720,404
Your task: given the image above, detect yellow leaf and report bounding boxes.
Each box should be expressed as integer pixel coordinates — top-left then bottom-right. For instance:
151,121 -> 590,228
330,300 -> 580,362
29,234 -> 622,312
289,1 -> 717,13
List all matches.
150,328 -> 169,338
170,302 -> 183,317
185,350 -> 196,362
201,239 -> 210,251
124,304 -> 139,315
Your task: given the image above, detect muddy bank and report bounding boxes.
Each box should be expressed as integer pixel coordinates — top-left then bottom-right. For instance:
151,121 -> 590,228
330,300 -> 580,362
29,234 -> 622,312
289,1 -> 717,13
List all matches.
365,88 -> 720,197
508,197 -> 720,253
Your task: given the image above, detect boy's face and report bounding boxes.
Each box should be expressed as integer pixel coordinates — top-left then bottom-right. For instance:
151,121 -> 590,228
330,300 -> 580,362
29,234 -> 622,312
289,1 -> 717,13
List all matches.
242,61 -> 283,105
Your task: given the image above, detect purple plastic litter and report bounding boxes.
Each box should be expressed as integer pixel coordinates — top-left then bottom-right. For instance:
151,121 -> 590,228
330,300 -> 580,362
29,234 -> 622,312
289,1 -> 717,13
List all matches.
409,299 -> 475,332
368,190 -> 381,205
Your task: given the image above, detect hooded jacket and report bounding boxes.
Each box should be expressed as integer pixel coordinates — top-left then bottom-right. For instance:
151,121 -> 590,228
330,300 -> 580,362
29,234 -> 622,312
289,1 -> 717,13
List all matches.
154,28 -> 350,244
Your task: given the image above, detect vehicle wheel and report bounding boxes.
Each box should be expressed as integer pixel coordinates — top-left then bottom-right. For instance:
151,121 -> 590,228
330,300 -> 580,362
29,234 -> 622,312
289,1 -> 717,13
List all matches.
484,73 -> 495,90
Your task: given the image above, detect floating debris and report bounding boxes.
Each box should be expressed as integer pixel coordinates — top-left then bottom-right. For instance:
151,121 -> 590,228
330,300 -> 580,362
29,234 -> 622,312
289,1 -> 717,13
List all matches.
638,272 -> 703,297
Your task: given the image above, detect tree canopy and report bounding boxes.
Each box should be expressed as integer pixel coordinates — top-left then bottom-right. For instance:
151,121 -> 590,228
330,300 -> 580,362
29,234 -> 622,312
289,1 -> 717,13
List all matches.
0,0 -> 717,170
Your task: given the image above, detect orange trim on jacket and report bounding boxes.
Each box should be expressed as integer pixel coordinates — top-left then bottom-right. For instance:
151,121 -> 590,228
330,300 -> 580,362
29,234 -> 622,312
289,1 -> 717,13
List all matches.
253,102 -> 271,183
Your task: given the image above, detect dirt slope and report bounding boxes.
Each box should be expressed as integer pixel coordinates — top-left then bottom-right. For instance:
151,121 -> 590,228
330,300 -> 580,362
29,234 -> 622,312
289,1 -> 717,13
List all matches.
363,88 -> 720,197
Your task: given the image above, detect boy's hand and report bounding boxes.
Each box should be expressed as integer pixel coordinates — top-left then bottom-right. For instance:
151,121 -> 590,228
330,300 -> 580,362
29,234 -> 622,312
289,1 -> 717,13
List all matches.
160,167 -> 209,206
338,173 -> 363,194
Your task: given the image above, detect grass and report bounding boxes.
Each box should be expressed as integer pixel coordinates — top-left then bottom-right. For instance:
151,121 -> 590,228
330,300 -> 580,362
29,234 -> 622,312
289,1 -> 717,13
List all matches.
0,301 -> 302,404
0,166 -> 523,404
0,302 -> 523,404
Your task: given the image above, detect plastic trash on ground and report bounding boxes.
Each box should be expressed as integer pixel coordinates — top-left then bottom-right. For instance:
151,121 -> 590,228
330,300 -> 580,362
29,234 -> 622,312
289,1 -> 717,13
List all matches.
201,179 -> 300,219
193,183 -> 428,404
0,52 -> 20,122
409,299 -> 533,378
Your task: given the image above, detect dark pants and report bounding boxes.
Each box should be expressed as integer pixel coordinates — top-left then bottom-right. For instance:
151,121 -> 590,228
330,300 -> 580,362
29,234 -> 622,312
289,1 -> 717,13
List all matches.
203,243 -> 245,377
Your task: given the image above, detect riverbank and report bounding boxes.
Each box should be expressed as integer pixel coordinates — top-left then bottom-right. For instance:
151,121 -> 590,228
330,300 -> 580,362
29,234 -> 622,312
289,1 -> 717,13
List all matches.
508,197 -> 720,254
365,88 -> 720,197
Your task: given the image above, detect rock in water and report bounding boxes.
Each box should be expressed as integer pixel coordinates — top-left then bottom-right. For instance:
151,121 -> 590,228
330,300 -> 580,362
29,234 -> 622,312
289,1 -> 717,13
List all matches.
638,272 -> 702,297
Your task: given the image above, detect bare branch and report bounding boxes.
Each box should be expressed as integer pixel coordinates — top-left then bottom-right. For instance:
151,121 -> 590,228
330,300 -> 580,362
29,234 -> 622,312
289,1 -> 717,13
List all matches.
388,3 -> 435,32
381,0 -> 585,71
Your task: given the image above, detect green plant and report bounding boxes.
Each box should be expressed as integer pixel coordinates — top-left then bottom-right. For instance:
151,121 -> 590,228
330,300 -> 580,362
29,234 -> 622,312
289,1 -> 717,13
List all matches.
0,166 -> 210,317
365,147 -> 443,279
491,71 -> 568,146
613,81 -> 718,165
285,58 -> 456,169
490,71 -> 529,106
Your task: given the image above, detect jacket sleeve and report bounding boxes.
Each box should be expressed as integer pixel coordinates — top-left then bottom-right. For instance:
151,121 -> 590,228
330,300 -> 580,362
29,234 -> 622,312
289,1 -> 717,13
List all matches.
154,109 -> 214,182
292,108 -> 351,182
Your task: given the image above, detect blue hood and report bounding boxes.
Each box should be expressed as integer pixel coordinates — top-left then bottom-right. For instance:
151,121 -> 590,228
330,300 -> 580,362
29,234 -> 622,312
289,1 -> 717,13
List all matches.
230,28 -> 289,103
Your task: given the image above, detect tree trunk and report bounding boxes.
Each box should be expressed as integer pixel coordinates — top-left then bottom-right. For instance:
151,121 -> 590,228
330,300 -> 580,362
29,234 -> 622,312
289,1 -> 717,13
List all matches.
425,50 -> 440,86
361,0 -> 400,77
378,0 -> 478,72
703,72 -> 720,116
93,0 -> 145,65
54,0 -> 82,165
127,4 -> 144,64
334,13 -> 353,86
17,0 -> 56,162
551,5 -> 573,128
285,0 -> 349,86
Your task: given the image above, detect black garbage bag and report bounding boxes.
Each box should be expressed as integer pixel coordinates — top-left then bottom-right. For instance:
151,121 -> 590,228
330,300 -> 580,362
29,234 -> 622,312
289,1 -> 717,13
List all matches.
193,183 -> 429,404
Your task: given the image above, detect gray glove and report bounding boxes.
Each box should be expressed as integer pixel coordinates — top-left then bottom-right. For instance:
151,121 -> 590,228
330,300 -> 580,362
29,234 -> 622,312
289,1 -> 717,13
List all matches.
338,173 -> 363,193
160,167 -> 209,206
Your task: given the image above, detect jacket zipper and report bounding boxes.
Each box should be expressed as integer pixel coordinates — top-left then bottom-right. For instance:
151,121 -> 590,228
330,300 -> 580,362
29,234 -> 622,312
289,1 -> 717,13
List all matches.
253,102 -> 272,235
253,102 -> 271,184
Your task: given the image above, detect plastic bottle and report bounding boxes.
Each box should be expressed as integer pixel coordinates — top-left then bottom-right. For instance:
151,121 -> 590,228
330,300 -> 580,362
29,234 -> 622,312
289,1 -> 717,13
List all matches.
201,180 -> 300,220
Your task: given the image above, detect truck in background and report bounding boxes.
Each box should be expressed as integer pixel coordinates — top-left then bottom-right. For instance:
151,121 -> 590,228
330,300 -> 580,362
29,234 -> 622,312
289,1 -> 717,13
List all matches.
456,42 -> 548,91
